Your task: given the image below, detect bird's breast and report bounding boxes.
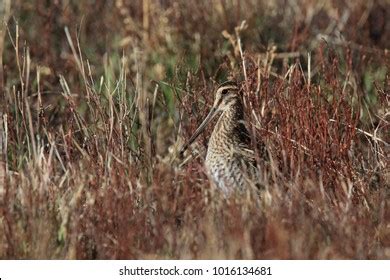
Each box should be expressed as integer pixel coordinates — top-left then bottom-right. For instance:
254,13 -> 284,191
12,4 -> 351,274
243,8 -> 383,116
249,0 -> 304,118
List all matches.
205,145 -> 248,193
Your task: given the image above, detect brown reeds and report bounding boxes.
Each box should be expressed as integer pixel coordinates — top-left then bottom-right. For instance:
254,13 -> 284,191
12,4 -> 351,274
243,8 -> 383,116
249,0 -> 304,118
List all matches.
0,0 -> 389,259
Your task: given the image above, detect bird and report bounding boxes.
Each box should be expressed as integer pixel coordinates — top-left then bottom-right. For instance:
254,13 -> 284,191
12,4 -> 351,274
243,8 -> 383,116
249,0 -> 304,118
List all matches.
179,81 -> 257,194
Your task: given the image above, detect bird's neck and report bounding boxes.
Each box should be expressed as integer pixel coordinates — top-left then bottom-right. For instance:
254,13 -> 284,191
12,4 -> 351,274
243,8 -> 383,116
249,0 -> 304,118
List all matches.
213,99 -> 245,136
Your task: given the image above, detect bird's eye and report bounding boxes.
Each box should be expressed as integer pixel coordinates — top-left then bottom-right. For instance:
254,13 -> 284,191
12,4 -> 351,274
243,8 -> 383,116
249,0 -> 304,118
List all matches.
221,89 -> 228,95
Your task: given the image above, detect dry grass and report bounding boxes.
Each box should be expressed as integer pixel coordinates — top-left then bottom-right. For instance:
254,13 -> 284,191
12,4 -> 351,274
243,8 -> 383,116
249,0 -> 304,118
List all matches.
0,0 -> 389,259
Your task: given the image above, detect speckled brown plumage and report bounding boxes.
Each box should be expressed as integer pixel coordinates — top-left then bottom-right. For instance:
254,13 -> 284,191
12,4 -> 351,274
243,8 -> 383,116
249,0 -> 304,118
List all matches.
180,81 -> 256,194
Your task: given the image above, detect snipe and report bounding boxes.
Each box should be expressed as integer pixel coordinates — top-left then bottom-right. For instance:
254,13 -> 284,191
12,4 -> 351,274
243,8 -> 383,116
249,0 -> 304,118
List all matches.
180,81 -> 256,194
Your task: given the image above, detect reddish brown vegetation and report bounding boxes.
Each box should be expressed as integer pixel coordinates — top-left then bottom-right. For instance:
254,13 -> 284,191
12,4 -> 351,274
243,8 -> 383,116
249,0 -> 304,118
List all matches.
0,0 -> 389,259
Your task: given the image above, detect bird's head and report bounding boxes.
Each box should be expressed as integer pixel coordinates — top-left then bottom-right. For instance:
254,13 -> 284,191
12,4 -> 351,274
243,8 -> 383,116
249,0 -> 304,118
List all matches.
212,81 -> 240,112
179,81 -> 240,156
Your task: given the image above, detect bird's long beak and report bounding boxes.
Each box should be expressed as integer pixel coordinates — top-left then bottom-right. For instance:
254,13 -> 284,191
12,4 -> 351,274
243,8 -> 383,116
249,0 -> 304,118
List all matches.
179,107 -> 219,156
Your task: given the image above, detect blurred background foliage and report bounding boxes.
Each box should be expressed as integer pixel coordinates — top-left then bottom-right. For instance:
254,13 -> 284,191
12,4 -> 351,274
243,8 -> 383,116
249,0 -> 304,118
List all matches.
2,0 -> 389,155
0,0 -> 389,259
